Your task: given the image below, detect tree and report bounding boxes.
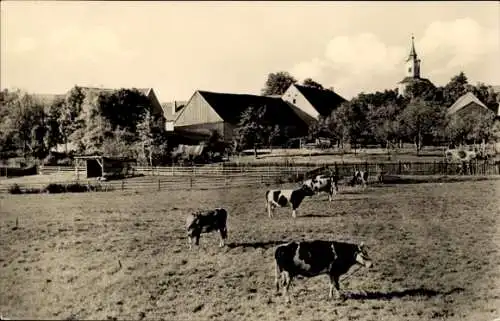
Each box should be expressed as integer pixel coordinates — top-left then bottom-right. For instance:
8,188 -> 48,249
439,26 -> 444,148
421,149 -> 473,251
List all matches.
261,71 -> 297,96
60,86 -> 86,154
98,88 -> 150,133
234,105 -> 270,158
399,99 -> 446,153
302,78 -> 324,89
367,102 -> 404,149
442,71 -> 469,107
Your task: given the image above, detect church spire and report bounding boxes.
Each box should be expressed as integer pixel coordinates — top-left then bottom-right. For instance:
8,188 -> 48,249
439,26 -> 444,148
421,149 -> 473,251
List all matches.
407,34 -> 418,61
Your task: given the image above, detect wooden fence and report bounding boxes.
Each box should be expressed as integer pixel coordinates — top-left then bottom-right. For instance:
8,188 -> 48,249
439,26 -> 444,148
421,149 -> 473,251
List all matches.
1,160 -> 499,194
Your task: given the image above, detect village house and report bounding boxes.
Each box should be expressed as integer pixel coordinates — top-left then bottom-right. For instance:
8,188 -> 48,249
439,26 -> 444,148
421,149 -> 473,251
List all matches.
161,100 -> 187,132
281,84 -> 346,120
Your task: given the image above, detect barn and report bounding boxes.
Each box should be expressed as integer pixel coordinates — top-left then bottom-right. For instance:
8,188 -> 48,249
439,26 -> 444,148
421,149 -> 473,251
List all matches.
173,90 -> 315,143
447,92 -> 496,118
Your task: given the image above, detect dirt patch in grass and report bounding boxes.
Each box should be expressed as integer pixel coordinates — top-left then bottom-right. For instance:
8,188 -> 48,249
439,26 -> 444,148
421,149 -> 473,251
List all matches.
1,181 -> 499,320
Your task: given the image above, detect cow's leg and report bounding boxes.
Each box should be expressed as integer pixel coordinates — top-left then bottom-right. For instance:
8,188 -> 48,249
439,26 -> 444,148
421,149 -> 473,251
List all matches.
267,202 -> 273,218
194,234 -> 200,246
187,236 -> 193,249
292,208 -> 297,218
282,271 -> 292,303
219,227 -> 227,247
329,274 -> 344,300
274,262 -> 281,293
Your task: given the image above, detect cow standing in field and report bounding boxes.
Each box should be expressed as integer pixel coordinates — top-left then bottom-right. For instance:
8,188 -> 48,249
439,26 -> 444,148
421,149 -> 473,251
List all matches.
350,170 -> 369,189
303,175 -> 339,202
274,240 -> 373,303
185,208 -> 228,249
266,185 -> 315,218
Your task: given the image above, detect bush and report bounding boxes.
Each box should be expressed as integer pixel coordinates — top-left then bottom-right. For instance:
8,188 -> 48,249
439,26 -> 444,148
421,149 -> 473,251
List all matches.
8,184 -> 22,194
9,182 -> 114,194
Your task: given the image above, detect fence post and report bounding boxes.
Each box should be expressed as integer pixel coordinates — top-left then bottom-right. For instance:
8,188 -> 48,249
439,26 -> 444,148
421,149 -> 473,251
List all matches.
190,176 -> 193,189
121,180 -> 124,191
398,161 -> 402,175
158,179 -> 161,191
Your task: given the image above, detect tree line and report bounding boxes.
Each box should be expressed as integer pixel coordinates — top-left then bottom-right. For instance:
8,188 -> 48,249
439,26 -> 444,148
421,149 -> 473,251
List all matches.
236,71 -> 499,154
0,86 -> 168,165
1,71 -> 499,165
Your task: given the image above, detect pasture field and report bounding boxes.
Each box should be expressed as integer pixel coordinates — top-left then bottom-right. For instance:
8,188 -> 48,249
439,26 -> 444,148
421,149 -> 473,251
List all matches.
1,180 -> 499,321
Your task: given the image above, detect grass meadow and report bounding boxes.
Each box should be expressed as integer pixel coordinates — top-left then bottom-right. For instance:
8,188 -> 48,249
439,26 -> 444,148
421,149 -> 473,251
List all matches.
1,180 -> 499,321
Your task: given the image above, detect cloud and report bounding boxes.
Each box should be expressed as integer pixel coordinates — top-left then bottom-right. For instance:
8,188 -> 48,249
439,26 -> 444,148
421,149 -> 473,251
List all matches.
291,17 -> 499,99
418,17 -> 499,73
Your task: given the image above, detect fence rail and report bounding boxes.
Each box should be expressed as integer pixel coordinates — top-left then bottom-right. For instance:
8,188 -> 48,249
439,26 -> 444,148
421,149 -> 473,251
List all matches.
2,160 -> 498,194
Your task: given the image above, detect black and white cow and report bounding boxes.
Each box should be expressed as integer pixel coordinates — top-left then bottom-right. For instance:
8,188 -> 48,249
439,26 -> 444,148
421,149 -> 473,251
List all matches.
350,170 -> 369,189
185,208 -> 228,249
265,185 -> 315,218
303,175 -> 339,202
274,240 -> 373,303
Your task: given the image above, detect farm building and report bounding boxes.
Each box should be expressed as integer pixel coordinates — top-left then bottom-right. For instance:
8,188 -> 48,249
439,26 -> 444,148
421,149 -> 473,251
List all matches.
447,92 -> 496,118
173,90 -> 315,143
161,100 -> 187,132
74,155 -> 135,180
281,84 -> 346,120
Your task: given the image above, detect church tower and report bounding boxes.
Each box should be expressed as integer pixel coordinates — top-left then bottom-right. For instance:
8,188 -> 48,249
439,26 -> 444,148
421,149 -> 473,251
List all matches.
405,35 -> 421,78
398,34 -> 432,97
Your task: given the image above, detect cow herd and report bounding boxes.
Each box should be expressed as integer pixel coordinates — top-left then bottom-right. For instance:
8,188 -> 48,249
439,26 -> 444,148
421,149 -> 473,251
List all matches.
184,170 -> 373,302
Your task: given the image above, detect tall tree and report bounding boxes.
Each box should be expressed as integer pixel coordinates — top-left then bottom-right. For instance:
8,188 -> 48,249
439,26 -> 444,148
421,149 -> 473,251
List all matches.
261,71 -> 297,96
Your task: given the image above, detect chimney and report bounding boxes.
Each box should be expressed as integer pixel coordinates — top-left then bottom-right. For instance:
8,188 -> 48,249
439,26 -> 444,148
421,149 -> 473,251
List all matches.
172,101 -> 177,115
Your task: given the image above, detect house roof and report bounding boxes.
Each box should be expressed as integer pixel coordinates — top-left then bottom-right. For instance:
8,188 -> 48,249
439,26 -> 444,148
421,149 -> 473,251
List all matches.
197,90 -> 309,128
447,92 -> 490,115
161,101 -> 187,121
292,84 -> 346,117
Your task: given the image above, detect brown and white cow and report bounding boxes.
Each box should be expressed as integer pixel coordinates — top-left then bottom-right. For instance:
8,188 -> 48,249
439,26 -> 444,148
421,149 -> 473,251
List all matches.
274,240 -> 373,303
266,185 -> 315,218
303,175 -> 339,202
350,170 -> 369,189
185,208 -> 228,249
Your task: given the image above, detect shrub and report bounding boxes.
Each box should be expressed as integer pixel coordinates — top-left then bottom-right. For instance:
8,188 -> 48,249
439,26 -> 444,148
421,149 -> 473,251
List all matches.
8,184 -> 22,194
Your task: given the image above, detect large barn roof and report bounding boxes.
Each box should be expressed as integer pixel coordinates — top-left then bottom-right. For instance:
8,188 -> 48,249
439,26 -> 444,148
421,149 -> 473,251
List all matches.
447,92 -> 490,115
197,90 -> 310,128
292,84 -> 346,117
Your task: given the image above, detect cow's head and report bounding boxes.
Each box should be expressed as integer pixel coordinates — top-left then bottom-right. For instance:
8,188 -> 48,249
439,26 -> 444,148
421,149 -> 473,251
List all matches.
355,242 -> 373,268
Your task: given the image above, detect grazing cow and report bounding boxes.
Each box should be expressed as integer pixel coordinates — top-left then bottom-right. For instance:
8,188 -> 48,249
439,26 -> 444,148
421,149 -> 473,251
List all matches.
185,208 -> 228,249
303,175 -> 339,202
274,240 -> 373,303
350,170 -> 368,189
266,185 -> 315,218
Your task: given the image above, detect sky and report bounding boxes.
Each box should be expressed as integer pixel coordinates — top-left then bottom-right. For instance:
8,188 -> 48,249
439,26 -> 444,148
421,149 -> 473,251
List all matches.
1,1 -> 499,102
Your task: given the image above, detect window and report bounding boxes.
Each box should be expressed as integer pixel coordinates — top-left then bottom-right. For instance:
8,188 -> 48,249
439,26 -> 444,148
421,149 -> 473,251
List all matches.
293,98 -> 296,104
408,67 -> 412,73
